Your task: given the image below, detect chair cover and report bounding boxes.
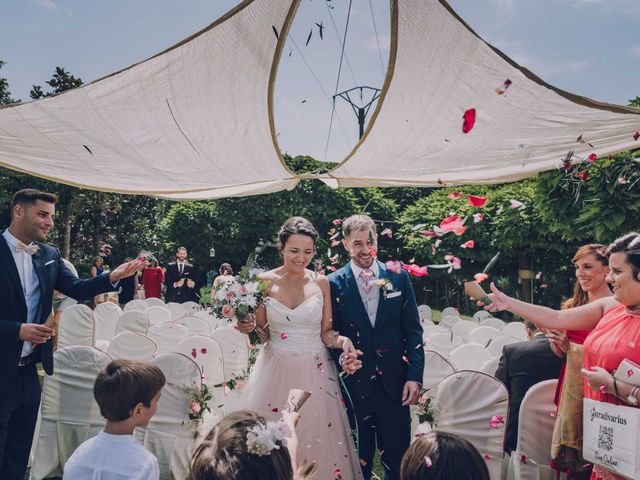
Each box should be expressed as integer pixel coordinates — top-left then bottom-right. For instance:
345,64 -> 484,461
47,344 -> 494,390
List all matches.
166,302 -> 187,320
146,323 -> 190,355
439,315 -> 461,330
114,310 -> 150,336
57,304 -> 95,349
422,324 -> 449,339
421,318 -> 434,327
123,299 -> 148,312
93,302 -> 122,347
422,350 -> 456,397
145,354 -> 213,480
145,305 -> 173,325
482,356 -> 501,376
452,320 -> 479,342
480,317 -> 507,330
176,316 -> 212,336
436,371 -> 509,480
107,331 -> 157,361
30,346 -> 111,480
469,326 -> 502,348
473,310 -> 492,323
440,307 -> 459,318
509,379 -> 559,480
417,304 -> 432,321
502,322 -> 529,341
423,332 -> 464,357
450,343 -> 494,371
209,327 -> 250,380
145,297 -> 166,307
191,311 -> 221,332
488,335 -> 524,357
181,301 -> 201,314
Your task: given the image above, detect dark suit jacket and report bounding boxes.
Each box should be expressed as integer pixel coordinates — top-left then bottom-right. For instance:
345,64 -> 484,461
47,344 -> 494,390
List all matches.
0,232 -> 115,396
164,261 -> 198,303
328,261 -> 424,402
495,334 -> 564,453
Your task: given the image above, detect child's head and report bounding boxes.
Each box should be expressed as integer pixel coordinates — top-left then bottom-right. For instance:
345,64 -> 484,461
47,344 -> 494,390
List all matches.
188,410 -> 295,480
94,360 -> 166,427
400,431 -> 490,480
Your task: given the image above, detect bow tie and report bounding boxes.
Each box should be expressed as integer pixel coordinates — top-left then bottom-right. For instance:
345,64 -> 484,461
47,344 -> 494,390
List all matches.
16,241 -> 39,256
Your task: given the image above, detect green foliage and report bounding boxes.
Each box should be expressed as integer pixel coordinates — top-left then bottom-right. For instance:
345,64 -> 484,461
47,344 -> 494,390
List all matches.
0,60 -> 19,105
30,66 -> 82,99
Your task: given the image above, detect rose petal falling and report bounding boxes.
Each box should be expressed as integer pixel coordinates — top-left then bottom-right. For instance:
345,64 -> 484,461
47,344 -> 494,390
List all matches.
495,79 -> 512,95
462,108 -> 476,133
474,273 -> 489,283
509,199 -> 524,209
280,332 -> 288,340
385,260 -> 402,274
447,192 -> 462,200
468,194 -> 488,207
461,240 -> 475,249
402,264 -> 429,277
587,153 -> 597,162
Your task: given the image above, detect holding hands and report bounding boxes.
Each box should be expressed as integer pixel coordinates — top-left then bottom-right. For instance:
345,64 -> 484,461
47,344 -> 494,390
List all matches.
340,338 -> 363,375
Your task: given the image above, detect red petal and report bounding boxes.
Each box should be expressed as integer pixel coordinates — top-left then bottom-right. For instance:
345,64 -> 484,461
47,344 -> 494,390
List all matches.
461,240 -> 475,249
447,192 -> 462,200
385,260 -> 402,274
439,215 -> 463,233
419,230 -> 440,238
191,348 -> 197,359
474,273 -> 489,283
462,108 -> 476,133
200,348 -> 207,354
587,153 -> 597,162
634,131 -> 639,141
332,218 -> 342,225
467,195 -> 488,207
402,264 -> 429,277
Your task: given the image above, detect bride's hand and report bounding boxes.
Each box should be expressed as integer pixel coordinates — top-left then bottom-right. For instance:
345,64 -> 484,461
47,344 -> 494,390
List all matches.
481,282 -> 511,312
235,314 -> 256,334
341,339 -> 363,374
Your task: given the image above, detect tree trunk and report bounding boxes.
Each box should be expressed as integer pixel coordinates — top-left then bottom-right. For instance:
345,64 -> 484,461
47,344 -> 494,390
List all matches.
61,202 -> 72,259
518,252 -> 533,303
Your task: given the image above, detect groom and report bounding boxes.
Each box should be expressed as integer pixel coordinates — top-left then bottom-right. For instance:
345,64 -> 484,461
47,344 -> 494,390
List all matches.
328,214 -> 424,480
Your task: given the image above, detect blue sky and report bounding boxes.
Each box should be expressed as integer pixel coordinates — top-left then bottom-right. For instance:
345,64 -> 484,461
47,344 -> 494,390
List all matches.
1,0 -> 638,163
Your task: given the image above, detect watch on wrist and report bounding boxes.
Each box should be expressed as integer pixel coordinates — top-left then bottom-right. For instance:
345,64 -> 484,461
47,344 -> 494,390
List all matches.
626,386 -> 639,406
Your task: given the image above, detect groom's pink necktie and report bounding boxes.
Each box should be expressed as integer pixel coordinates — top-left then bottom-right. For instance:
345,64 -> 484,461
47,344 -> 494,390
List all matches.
359,269 -> 375,294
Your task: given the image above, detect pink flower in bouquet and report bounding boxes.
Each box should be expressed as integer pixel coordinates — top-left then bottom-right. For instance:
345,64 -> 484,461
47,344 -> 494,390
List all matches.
225,291 -> 236,301
418,393 -> 429,405
489,415 -> 504,428
189,401 -> 201,414
239,285 -> 248,295
221,304 -> 236,318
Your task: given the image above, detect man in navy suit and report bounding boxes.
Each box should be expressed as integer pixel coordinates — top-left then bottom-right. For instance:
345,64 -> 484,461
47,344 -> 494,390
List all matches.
328,215 -> 424,480
0,189 -> 147,480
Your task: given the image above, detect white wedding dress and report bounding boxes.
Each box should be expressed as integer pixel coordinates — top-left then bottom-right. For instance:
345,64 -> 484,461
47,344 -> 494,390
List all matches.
237,293 -> 364,479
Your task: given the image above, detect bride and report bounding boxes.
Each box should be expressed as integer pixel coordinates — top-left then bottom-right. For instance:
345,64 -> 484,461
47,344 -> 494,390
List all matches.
236,216 -> 364,479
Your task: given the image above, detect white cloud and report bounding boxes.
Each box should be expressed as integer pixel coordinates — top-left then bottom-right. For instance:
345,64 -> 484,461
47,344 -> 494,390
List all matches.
365,33 -> 390,53
632,46 -> 640,57
33,0 -> 58,10
490,0 -> 515,9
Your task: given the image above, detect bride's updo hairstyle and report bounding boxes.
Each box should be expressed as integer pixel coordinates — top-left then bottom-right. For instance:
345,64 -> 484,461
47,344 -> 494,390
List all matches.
277,217 -> 318,251
187,410 -> 293,480
606,232 -> 640,282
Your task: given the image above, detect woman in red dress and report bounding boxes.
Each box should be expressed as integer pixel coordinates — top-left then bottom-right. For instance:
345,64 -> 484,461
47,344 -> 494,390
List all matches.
141,258 -> 164,299
486,232 -> 640,480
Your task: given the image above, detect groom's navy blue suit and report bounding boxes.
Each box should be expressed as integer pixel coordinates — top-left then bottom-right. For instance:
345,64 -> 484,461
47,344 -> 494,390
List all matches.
329,260 -> 424,480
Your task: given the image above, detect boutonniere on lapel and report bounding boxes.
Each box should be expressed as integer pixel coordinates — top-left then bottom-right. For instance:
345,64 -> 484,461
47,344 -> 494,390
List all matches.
373,278 -> 394,299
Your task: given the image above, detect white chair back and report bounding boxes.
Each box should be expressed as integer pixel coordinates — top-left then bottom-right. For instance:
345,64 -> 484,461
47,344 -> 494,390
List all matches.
510,380 -> 559,480
30,346 -> 110,480
123,299 -> 147,312
107,331 -> 157,361
450,343 -> 494,371
472,310 -> 492,323
481,356 -> 500,376
451,320 -> 478,342
436,371 -> 509,480
93,302 -> 122,347
423,324 -> 448,338
176,316 -> 212,336
502,322 -> 529,340
488,335 -> 524,357
181,301 -> 200,313
480,317 -> 506,330
146,323 -> 190,355
468,326 -> 502,348
58,304 -> 94,349
210,327 -> 250,380
440,307 -> 459,318
422,350 -> 456,396
114,310 -> 150,336
417,304 -> 432,321
145,297 -> 165,307
166,302 -> 187,320
439,315 -> 461,330
191,311 -> 221,332
421,319 -> 434,327
175,336 -> 225,387
423,332 -> 463,357
145,305 -> 172,325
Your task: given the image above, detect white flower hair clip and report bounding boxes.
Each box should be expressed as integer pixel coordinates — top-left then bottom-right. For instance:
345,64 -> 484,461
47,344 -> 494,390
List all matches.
246,420 -> 291,456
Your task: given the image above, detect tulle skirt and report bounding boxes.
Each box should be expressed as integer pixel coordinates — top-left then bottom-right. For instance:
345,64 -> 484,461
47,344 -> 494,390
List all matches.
236,344 -> 364,480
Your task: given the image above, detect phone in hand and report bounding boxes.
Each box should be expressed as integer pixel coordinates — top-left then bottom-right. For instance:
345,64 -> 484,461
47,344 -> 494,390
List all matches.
464,281 -> 493,306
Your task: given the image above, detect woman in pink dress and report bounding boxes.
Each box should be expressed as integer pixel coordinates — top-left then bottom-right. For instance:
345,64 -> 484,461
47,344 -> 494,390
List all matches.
485,232 -> 640,480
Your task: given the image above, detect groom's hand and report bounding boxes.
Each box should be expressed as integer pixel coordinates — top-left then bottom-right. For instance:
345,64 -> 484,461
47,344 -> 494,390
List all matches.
402,381 -> 420,406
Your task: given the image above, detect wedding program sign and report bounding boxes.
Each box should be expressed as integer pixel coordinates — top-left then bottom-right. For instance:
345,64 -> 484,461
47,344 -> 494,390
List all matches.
583,398 -> 640,480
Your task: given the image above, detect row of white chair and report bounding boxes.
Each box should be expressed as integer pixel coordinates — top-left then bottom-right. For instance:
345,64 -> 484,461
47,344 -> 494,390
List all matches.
123,298 -> 201,315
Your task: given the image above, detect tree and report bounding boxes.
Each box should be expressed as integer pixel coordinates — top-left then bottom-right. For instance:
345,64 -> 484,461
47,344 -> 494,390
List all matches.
0,60 -> 19,105
30,66 -> 82,99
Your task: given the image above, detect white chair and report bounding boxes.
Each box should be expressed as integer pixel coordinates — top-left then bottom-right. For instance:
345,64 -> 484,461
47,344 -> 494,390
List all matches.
107,331 -> 157,361
481,356 -> 500,376
166,302 -> 187,320
29,346 -> 110,480
145,305 -> 172,325
421,318 -> 434,327
423,332 -> 464,357
191,311 -> 221,332
502,322 -> 529,341
58,304 -> 95,349
146,323 -> 190,355
93,302 -> 122,348
468,326 -> 502,348
488,335 -> 524,357
181,301 -> 201,314
440,307 -> 459,318
114,310 -> 150,336
472,310 -> 492,323
480,317 -> 506,330
450,343 -> 494,371
422,350 -> 456,396
423,324 -> 448,338
176,316 -> 212,336
439,315 -> 461,330
436,371 -> 509,480
145,297 -> 165,307
508,380 -> 559,480
451,320 -> 478,342
210,327 -> 250,381
176,336 -> 225,388
417,304 -> 432,321
123,299 -> 147,312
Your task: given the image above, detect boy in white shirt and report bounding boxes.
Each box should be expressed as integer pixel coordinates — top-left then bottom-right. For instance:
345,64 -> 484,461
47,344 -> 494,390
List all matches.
63,360 -> 165,480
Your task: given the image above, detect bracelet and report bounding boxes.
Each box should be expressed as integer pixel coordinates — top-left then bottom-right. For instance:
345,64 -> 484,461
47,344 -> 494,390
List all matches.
613,377 -> 621,398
